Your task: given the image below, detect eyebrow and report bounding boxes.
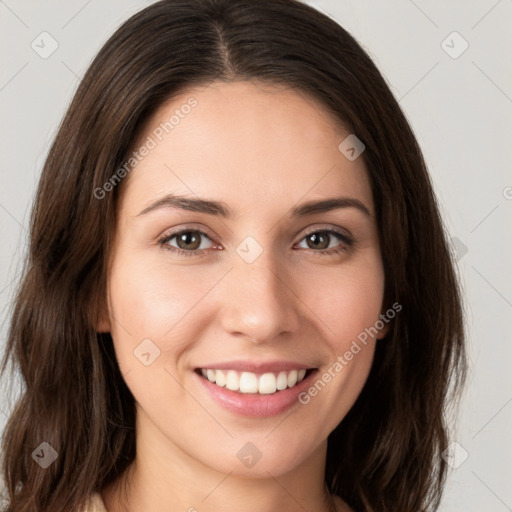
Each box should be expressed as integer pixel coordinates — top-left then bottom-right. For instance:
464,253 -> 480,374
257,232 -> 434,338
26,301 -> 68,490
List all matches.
137,193 -> 372,218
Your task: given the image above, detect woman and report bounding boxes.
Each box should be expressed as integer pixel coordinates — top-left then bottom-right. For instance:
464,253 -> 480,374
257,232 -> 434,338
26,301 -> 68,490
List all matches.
1,0 -> 466,511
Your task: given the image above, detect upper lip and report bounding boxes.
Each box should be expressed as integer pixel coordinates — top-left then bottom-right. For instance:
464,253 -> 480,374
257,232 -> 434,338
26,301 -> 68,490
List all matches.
195,360 -> 317,373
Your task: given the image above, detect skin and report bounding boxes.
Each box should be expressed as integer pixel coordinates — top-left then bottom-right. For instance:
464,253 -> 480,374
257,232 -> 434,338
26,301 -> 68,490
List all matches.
96,80 -> 388,512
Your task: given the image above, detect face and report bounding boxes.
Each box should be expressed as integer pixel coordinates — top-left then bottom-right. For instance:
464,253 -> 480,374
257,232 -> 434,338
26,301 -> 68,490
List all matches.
97,80 -> 387,478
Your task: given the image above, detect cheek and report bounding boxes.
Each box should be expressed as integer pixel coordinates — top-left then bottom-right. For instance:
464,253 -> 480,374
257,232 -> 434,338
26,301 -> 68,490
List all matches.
298,252 -> 386,347
291,252 -> 384,421
106,254 -> 219,368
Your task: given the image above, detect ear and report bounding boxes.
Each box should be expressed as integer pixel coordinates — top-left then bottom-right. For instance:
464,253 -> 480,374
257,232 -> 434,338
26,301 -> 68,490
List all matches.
375,307 -> 392,340
376,319 -> 390,340
95,308 -> 111,333
90,289 -> 111,333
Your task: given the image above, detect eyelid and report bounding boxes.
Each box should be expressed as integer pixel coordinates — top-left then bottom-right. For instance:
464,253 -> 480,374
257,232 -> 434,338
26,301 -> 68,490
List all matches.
158,223 -> 218,242
297,223 -> 353,241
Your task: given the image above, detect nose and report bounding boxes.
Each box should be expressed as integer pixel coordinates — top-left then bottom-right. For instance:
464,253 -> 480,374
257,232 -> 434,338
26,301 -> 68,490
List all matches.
218,254 -> 301,345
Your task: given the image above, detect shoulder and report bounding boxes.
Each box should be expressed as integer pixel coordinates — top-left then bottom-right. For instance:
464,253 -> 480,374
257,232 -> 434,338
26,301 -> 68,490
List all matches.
79,491 -> 108,512
333,494 -> 354,512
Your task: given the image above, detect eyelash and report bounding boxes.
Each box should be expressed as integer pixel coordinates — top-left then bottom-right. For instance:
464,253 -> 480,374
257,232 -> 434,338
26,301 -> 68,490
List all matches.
157,227 -> 354,258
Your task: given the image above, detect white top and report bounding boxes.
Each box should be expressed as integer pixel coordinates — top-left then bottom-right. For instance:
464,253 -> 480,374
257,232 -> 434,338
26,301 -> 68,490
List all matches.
82,492 -> 107,512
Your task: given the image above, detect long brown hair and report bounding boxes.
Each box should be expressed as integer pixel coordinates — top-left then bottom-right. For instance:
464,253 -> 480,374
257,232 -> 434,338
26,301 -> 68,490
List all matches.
1,1 -> 466,510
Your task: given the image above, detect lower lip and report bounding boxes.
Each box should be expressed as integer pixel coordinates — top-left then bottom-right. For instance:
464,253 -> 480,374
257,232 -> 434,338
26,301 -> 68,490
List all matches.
194,370 -> 317,418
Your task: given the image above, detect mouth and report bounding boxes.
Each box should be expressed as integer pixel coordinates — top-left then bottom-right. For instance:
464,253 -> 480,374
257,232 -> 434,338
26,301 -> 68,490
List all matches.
196,368 -> 313,395
193,365 -> 318,417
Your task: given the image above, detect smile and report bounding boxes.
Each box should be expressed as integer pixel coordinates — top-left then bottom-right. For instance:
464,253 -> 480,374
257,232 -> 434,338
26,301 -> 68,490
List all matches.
199,368 -> 308,394
194,360 -> 319,417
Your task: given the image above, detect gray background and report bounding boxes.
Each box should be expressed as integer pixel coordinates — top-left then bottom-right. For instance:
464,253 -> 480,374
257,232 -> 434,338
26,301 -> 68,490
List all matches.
1,0 -> 511,509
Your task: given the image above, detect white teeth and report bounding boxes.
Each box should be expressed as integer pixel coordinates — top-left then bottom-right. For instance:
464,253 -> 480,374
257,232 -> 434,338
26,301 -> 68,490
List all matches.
239,372 -> 258,393
215,369 -> 226,387
259,373 -> 277,394
199,368 -> 311,394
276,371 -> 288,391
225,370 -> 239,391
287,369 -> 298,387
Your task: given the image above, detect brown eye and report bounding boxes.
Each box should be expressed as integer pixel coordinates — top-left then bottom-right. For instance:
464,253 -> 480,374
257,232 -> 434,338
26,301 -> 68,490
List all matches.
305,232 -> 330,250
299,229 -> 354,256
176,231 -> 202,250
159,229 -> 215,255
297,230 -> 352,253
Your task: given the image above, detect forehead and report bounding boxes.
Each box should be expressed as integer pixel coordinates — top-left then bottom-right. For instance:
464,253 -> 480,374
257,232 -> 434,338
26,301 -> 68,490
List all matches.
119,80 -> 373,218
